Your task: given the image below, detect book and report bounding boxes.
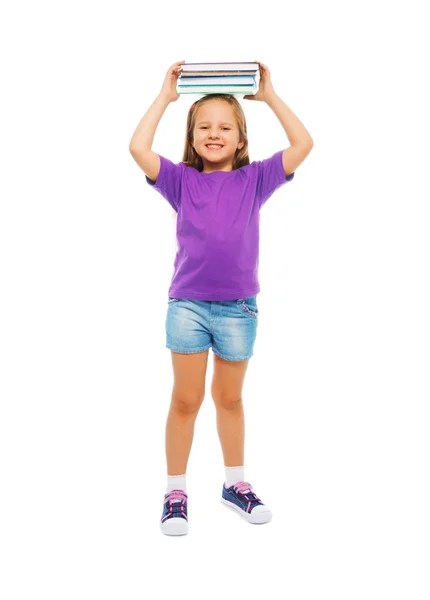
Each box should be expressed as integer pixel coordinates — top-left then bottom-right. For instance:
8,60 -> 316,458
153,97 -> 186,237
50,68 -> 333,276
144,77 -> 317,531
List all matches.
178,84 -> 257,94
181,62 -> 259,73
178,76 -> 256,86
180,71 -> 257,77
178,61 -> 260,96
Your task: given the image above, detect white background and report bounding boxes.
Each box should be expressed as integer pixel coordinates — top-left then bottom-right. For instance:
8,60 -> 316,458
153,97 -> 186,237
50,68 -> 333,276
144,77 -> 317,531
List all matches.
1,0 -> 429,598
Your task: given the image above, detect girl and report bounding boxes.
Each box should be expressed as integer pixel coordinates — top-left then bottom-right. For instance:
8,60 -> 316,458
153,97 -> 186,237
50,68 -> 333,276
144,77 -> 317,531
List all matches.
129,60 -> 313,536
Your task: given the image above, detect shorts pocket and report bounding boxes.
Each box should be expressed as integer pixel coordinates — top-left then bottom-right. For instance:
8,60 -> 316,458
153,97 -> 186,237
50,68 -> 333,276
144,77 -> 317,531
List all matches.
237,297 -> 259,319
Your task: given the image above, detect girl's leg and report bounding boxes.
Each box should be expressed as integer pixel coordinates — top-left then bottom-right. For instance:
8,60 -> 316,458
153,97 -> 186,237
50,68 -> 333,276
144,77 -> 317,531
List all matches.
166,350 -> 210,474
210,354 -> 249,466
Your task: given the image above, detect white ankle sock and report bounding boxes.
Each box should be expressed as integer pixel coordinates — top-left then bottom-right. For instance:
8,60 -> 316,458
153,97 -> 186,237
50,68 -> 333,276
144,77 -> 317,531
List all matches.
167,474 -> 187,494
225,465 -> 244,488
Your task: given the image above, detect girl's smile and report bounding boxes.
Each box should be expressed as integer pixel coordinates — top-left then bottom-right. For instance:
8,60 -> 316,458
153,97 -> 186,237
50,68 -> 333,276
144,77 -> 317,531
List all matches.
192,99 -> 244,173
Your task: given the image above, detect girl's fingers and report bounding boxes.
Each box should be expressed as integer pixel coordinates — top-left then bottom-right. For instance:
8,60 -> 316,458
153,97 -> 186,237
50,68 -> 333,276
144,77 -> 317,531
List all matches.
169,61 -> 185,72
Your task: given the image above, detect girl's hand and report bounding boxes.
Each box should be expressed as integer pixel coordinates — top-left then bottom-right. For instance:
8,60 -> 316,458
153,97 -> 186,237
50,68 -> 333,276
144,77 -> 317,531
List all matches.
160,61 -> 186,103
243,61 -> 276,102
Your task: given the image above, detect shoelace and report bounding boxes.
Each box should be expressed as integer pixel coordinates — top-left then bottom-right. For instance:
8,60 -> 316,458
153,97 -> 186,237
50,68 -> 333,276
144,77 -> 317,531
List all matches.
232,481 -> 263,513
161,489 -> 188,522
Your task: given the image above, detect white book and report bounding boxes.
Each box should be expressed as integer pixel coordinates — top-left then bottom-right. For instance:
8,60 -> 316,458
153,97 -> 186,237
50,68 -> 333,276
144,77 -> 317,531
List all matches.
179,76 -> 256,86
182,61 -> 259,72
179,84 -> 257,94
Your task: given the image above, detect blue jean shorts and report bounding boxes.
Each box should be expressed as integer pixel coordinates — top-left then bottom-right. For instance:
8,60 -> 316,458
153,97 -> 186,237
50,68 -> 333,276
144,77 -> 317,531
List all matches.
166,295 -> 259,361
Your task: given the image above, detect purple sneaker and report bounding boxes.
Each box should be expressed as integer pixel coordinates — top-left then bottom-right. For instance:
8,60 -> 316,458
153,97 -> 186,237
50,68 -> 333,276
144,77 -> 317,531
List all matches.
160,489 -> 189,536
221,481 -> 272,524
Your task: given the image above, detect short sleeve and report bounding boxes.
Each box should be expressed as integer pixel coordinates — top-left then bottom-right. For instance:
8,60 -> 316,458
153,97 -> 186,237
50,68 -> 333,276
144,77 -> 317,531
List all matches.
256,150 -> 294,209
145,154 -> 183,212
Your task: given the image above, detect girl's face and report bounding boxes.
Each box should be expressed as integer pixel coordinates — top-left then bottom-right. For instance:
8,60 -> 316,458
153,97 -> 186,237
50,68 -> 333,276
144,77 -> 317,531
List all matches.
192,100 -> 244,173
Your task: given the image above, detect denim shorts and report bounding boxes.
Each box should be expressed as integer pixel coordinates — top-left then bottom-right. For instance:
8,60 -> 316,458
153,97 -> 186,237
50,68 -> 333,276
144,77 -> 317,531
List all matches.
166,295 -> 259,361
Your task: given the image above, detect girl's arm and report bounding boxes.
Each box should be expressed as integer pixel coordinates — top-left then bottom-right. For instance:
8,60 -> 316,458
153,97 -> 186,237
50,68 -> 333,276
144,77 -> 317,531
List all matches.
266,93 -> 314,177
129,61 -> 184,182
129,93 -> 171,153
129,94 -> 169,182
244,61 -> 313,177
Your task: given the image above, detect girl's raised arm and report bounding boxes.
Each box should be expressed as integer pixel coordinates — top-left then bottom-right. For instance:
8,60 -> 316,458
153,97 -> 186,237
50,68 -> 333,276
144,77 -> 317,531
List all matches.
245,62 -> 313,176
129,61 -> 185,182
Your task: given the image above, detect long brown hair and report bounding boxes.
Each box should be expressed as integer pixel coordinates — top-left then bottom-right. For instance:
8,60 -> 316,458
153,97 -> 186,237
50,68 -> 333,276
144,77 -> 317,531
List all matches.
181,94 -> 250,171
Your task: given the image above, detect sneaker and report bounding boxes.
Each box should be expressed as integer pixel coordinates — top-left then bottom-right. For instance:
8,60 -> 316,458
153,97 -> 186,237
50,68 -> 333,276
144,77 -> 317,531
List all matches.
221,481 -> 272,524
160,489 -> 189,536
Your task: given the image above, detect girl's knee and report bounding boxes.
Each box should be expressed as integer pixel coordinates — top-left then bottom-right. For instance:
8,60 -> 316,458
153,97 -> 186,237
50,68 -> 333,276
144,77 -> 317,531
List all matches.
171,393 -> 204,415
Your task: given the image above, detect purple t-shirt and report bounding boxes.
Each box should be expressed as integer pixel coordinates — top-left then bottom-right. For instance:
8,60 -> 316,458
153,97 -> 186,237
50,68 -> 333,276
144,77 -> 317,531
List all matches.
145,150 -> 294,301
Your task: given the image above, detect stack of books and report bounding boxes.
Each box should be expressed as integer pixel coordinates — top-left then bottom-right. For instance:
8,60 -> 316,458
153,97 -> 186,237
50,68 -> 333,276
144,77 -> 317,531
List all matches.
178,62 -> 260,95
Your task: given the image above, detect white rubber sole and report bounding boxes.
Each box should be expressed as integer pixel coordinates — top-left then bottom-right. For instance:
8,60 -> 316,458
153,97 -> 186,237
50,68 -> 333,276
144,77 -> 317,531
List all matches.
160,517 -> 189,536
221,498 -> 273,524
